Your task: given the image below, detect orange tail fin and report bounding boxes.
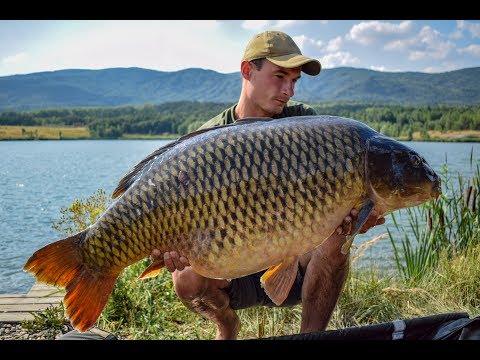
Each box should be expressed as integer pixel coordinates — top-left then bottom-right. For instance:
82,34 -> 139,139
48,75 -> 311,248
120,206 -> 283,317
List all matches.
23,230 -> 120,332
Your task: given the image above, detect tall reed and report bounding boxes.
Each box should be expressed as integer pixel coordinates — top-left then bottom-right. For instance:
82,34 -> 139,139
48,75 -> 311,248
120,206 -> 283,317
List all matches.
389,149 -> 479,284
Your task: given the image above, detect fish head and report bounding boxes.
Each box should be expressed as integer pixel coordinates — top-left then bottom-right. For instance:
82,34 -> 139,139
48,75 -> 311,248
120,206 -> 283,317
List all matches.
366,135 -> 442,212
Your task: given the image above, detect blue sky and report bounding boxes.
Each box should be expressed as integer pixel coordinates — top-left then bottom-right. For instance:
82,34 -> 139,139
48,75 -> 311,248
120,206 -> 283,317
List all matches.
1,20 -> 479,77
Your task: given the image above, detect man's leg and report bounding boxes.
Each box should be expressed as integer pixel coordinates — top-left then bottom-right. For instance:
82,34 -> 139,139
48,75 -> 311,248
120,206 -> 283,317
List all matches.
172,269 -> 240,340
299,232 -> 350,333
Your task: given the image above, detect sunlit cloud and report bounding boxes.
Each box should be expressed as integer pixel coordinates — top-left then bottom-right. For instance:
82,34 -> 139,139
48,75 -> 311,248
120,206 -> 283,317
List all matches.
449,25 -> 463,39
346,20 -> 413,45
370,65 -> 387,71
241,20 -> 271,31
407,27 -> 454,60
458,44 -> 480,56
320,51 -> 359,68
241,20 -> 302,31
369,65 -> 405,72
384,26 -> 454,61
273,20 -> 298,28
325,36 -> 342,52
2,52 -> 28,66
456,20 -> 480,38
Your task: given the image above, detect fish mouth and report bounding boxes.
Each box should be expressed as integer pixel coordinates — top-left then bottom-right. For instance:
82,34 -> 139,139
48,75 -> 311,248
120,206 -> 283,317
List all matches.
431,180 -> 442,199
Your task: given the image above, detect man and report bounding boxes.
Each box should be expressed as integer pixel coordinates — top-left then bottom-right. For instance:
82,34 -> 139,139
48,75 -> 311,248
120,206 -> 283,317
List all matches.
154,30 -> 385,340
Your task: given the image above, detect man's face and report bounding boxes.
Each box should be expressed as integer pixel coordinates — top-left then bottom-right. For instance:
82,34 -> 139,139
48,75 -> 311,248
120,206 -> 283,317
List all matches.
249,60 -> 302,117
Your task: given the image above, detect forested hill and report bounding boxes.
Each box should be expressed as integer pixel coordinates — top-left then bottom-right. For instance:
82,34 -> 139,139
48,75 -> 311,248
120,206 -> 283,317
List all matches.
1,66 -> 479,112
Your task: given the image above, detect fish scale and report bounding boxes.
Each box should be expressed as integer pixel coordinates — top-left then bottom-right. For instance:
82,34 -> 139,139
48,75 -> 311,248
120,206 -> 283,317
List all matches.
23,115 -> 441,332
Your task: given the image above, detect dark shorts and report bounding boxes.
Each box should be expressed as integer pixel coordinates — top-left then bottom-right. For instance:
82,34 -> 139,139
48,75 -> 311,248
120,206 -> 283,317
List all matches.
226,265 -> 304,310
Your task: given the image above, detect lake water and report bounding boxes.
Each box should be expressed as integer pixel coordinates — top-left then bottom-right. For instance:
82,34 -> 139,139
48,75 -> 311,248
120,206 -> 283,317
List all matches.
1,139 -> 479,294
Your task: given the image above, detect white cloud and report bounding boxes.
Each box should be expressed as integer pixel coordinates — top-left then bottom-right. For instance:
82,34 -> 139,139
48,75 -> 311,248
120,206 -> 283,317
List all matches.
384,25 -> 454,61
458,44 -> 480,56
273,20 -> 298,28
384,39 -> 409,51
325,36 -> 342,52
455,20 -> 480,38
449,21 -> 463,40
320,51 -> 359,68
370,65 -> 387,71
241,20 -> 271,31
2,52 -> 28,66
465,22 -> 480,37
346,20 -> 413,45
241,20 -> 303,32
407,26 -> 454,60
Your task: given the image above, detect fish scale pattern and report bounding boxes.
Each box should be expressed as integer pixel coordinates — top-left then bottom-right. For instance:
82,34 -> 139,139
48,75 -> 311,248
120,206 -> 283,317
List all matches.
81,118 -> 366,278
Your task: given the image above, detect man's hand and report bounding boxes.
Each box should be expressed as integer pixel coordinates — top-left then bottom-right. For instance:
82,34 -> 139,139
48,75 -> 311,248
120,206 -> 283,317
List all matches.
335,208 -> 386,236
150,249 -> 190,273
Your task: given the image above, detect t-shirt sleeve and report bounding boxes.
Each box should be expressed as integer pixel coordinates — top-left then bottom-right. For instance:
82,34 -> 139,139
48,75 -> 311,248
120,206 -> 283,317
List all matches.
197,105 -> 236,130
197,116 -> 222,130
278,102 -> 317,117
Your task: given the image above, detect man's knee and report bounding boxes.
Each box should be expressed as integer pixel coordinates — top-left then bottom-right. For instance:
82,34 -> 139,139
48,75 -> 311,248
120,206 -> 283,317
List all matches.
172,268 -> 208,300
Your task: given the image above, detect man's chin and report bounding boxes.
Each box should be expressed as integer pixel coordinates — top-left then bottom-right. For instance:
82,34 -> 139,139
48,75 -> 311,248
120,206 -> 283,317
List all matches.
270,105 -> 285,115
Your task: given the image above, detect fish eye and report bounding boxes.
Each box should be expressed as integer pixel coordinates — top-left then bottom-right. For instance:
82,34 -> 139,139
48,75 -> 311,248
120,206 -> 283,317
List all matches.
410,153 -> 422,167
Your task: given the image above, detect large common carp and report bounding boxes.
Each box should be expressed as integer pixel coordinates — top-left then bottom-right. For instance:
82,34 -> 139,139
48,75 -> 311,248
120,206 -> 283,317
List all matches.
24,115 -> 441,332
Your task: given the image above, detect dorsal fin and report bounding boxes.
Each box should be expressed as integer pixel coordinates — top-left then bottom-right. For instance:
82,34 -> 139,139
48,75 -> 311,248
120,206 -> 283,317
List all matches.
111,144 -> 173,198
111,117 -> 273,199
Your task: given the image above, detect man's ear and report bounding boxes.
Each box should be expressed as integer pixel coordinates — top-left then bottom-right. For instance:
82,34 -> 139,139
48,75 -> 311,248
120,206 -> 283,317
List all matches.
240,60 -> 252,80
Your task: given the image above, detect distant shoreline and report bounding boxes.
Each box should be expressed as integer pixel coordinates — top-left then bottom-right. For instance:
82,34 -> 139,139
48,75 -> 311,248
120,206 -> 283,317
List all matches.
0,125 -> 177,141
1,125 -> 479,142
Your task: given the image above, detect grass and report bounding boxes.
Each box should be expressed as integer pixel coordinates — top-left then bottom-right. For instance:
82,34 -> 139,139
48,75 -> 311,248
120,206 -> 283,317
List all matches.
420,130 -> 480,142
0,125 -> 90,140
21,303 -> 70,340
23,159 -> 480,339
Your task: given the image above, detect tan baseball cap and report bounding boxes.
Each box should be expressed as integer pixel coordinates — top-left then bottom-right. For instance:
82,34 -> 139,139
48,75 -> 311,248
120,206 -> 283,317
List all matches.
242,30 -> 321,76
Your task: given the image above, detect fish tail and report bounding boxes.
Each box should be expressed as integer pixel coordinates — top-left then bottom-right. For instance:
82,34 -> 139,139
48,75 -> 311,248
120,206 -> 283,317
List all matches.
23,230 -> 120,332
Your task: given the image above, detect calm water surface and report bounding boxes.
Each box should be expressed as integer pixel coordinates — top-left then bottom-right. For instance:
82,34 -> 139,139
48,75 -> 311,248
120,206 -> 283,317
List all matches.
0,139 -> 479,294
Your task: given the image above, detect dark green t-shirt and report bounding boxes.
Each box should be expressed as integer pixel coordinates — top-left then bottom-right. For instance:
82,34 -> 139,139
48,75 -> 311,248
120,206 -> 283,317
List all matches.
197,101 -> 317,130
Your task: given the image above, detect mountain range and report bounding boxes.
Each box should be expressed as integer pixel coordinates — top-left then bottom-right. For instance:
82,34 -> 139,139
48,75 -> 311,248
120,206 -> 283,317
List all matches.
1,66 -> 479,112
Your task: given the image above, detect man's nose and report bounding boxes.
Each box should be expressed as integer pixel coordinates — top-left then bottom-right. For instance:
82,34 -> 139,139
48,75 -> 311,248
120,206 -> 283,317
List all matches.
283,81 -> 295,97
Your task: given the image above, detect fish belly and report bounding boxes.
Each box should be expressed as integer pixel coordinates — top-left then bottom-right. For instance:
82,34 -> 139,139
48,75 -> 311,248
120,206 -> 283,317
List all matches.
186,200 -> 359,280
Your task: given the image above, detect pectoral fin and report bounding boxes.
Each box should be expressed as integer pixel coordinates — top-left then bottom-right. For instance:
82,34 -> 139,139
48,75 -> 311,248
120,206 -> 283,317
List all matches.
138,258 -> 165,279
260,257 -> 299,305
341,199 -> 375,255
